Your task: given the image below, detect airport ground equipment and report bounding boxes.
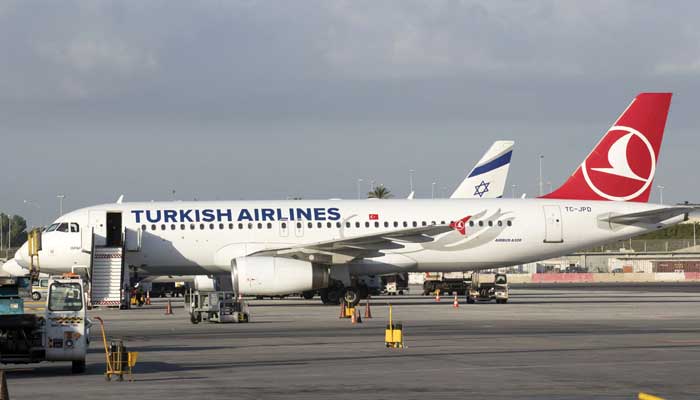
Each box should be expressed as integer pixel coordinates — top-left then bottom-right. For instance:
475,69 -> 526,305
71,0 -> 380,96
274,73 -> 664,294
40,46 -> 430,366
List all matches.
382,273 -> 408,295
185,290 -> 249,323
0,273 -> 89,373
467,273 -> 509,304
31,277 -> 49,301
423,272 -> 469,295
384,304 -> 403,348
94,317 -> 138,381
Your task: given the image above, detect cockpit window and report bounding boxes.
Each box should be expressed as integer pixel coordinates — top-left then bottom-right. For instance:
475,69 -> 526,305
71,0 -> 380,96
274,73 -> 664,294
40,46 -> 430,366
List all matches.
46,223 -> 59,232
56,223 -> 69,232
70,223 -> 80,233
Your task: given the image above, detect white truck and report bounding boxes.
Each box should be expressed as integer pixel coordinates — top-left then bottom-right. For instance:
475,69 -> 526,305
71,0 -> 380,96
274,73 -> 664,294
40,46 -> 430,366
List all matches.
0,274 -> 90,372
467,272 -> 509,304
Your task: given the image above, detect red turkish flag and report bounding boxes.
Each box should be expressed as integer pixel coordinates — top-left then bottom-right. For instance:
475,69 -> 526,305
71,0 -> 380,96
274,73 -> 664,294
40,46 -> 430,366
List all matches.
369,213 -> 379,220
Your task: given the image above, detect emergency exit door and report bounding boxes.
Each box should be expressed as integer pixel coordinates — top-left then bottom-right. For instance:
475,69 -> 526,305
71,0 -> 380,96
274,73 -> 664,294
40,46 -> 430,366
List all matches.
543,205 -> 563,243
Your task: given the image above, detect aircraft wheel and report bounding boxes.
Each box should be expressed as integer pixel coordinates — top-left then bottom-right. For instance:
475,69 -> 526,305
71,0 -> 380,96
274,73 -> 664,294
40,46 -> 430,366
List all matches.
343,288 -> 360,307
302,290 -> 315,300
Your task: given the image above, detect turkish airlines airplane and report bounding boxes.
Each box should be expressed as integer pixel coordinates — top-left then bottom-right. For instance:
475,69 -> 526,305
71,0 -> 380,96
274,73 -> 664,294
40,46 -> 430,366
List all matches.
13,93 -> 693,306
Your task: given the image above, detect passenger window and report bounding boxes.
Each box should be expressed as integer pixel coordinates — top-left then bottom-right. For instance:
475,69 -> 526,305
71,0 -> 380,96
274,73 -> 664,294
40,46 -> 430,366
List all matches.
346,222 -> 351,228
317,222 -> 322,228
171,224 -> 176,230
507,220 -> 512,226
161,224 -> 166,230
431,221 -> 436,225
229,223 -> 234,229
440,221 -> 445,225
190,224 -> 195,230
336,222 -> 341,228
281,222 -> 287,229
210,223 -> 215,229
56,223 -> 69,232
497,221 -> 503,227
355,222 -> 360,228
219,223 -> 224,229
200,224 -> 205,230
421,221 -> 427,226
488,221 -> 493,227
308,222 -> 313,229
248,223 -> 253,229
469,221 -> 474,227
152,224 -> 157,231
142,224 -> 147,231
375,221 -> 379,228
297,222 -> 302,229
70,223 -> 80,233
384,222 -> 389,228
365,222 -> 370,228
403,221 -> 408,228
180,224 -> 185,230
239,223 -> 244,229
267,223 -> 272,229
393,221 -> 398,228
327,222 -> 333,228
478,221 -> 484,227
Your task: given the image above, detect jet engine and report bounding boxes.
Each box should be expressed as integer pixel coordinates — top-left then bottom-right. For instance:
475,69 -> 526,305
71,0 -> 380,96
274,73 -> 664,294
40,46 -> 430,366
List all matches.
232,256 -> 329,295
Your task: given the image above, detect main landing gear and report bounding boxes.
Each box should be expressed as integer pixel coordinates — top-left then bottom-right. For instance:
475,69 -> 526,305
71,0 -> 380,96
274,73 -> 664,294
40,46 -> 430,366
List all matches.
320,281 -> 367,307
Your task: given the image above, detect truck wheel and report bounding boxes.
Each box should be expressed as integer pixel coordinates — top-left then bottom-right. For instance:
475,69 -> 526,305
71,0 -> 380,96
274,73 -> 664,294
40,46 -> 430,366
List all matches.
500,299 -> 508,304
72,360 -> 86,374
302,291 -> 315,300
466,297 -> 475,304
190,313 -> 200,324
32,292 -> 41,301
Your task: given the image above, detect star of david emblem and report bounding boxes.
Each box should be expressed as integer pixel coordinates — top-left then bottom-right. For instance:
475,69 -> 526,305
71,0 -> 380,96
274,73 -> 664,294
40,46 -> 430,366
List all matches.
473,180 -> 490,198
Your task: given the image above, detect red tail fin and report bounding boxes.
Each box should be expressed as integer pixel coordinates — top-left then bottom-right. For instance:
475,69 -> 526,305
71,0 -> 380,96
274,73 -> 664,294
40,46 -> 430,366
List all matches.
541,93 -> 672,203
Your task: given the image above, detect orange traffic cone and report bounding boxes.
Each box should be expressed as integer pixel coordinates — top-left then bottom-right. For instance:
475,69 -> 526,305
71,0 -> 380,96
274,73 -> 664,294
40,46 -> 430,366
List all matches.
165,300 -> 173,315
356,308 -> 362,323
339,301 -> 346,319
453,294 -> 459,308
435,290 -> 441,302
364,298 -> 372,319
145,291 -> 151,305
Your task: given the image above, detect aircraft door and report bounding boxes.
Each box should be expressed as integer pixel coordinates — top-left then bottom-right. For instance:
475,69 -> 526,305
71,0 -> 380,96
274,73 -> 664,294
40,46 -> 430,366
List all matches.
543,205 -> 563,243
105,212 -> 122,247
279,221 -> 289,237
83,210 -> 106,249
294,221 -> 304,237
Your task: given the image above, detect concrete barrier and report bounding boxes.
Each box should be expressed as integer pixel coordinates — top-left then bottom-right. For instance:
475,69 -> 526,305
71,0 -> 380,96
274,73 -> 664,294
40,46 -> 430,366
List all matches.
506,274 -> 532,284
684,272 -> 700,281
654,272 -> 686,282
593,273 -> 654,283
531,273 -> 594,283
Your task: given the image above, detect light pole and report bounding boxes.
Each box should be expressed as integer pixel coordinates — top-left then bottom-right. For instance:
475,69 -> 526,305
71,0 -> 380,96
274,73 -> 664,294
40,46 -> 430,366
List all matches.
547,181 -> 552,193
431,182 -> 436,199
511,184 -> 517,198
657,185 -> 664,204
409,169 -> 415,194
356,179 -> 363,199
57,194 -> 65,216
538,155 -> 544,196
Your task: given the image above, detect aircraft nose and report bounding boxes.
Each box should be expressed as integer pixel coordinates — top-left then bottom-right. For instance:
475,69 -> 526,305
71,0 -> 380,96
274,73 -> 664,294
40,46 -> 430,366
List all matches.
14,244 -> 28,268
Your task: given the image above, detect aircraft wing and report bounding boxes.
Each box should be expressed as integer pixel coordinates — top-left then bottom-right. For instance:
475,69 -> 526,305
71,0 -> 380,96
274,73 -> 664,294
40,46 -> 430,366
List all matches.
603,206 -> 696,225
252,224 -> 453,260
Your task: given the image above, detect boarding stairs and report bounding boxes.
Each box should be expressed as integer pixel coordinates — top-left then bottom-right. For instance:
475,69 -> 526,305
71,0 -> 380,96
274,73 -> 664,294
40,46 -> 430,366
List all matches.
90,246 -> 125,308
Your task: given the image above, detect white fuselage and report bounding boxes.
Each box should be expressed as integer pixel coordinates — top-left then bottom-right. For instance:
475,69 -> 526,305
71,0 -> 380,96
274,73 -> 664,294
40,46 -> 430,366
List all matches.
15,198 -> 681,277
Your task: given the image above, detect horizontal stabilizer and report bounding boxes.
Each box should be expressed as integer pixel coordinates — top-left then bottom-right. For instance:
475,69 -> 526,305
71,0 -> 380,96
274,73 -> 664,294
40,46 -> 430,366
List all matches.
602,206 -> 696,225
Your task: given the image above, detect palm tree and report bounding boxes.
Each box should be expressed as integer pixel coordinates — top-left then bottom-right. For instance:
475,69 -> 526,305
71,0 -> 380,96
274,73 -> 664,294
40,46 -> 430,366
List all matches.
368,185 -> 393,199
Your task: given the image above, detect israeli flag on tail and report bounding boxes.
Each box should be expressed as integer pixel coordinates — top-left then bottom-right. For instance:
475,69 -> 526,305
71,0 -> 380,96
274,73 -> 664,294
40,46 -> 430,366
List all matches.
450,140 -> 514,199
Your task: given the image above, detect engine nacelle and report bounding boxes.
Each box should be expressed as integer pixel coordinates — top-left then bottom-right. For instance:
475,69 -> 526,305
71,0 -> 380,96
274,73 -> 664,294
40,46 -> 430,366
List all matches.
232,256 -> 329,295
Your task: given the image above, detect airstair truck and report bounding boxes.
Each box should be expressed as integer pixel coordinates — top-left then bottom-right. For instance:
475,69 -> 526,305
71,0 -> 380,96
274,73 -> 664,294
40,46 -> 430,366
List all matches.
0,274 -> 89,373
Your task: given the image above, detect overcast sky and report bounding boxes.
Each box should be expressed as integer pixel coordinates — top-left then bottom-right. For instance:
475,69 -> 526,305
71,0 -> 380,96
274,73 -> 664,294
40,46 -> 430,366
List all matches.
1,1 -> 700,227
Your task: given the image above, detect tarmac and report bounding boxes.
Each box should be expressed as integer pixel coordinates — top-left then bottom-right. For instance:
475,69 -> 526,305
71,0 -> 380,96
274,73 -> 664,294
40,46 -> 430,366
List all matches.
8,286 -> 700,399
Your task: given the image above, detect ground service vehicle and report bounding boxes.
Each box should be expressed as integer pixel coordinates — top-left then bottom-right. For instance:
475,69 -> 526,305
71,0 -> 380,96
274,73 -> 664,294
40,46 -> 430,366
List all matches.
0,274 -> 89,372
423,272 -> 468,295
186,290 -> 249,323
467,273 -> 509,304
31,277 -> 49,301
